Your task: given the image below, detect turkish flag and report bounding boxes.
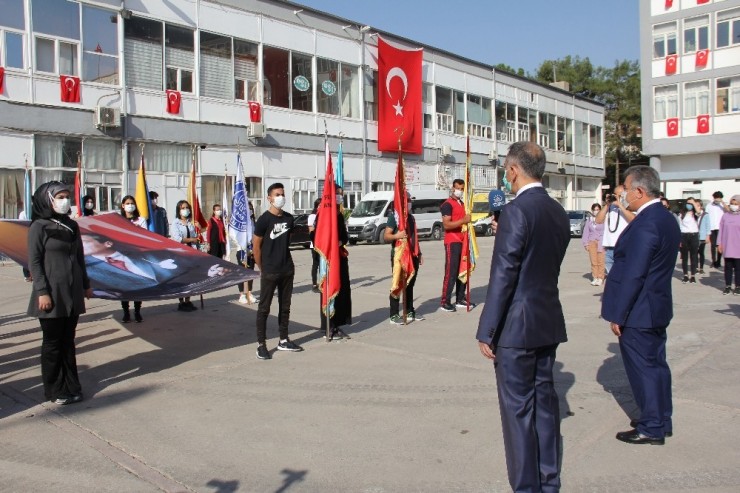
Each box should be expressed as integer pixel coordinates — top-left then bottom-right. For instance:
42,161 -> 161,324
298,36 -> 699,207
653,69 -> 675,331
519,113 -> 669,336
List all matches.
697,0 -> 709,4
313,142 -> 340,319
0,67 -> 4,94
166,90 -> 181,114
247,101 -> 261,122
665,0 -> 673,7
695,49 -> 709,68
697,114 -> 710,134
60,75 -> 80,103
665,55 -> 677,75
666,117 -> 679,137
378,37 -> 423,155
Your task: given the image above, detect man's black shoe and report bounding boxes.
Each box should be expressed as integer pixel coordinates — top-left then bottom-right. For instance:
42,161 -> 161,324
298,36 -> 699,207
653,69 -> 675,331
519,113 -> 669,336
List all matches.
616,429 -> 664,445
440,303 -> 456,312
630,420 -> 672,437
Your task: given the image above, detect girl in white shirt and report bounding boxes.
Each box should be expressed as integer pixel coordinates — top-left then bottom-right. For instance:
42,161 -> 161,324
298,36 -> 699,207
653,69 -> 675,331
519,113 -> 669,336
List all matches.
120,195 -> 147,322
679,198 -> 700,283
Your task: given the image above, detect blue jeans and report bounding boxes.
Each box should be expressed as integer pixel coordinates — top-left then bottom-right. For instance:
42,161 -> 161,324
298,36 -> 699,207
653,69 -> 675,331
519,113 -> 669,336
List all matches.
605,247 -> 615,274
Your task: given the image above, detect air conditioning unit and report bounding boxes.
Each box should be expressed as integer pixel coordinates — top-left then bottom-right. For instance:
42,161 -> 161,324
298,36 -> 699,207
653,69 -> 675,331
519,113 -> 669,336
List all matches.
488,149 -> 497,162
441,145 -> 452,157
557,162 -> 565,173
248,122 -> 266,138
94,106 -> 120,128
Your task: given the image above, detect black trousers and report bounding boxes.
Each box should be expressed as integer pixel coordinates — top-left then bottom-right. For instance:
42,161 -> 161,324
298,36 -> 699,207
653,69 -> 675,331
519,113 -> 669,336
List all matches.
725,258 -> 739,286
441,242 -> 466,305
680,233 -> 699,276
494,344 -> 561,493
121,301 -> 142,312
311,248 -> 320,286
390,256 -> 420,317
710,229 -> 722,266
256,270 -> 294,345
698,240 -> 706,270
39,315 -> 82,401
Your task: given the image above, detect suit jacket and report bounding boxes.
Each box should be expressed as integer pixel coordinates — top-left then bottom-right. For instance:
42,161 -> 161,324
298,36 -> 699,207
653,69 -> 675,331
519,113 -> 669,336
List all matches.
86,251 -> 184,298
476,186 -> 571,349
601,202 -> 681,328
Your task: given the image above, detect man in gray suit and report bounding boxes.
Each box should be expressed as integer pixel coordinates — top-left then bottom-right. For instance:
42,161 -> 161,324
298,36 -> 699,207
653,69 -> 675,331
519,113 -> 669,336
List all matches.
476,142 -> 570,492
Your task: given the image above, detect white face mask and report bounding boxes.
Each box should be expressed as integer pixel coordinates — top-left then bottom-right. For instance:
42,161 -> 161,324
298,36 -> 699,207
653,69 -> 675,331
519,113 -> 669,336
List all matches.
181,208 -> 191,218
49,193 -> 71,215
214,210 -> 222,217
453,189 -> 463,199
730,204 -> 740,212
336,195 -> 343,205
272,196 -> 286,209
123,204 -> 136,213
84,202 -> 94,210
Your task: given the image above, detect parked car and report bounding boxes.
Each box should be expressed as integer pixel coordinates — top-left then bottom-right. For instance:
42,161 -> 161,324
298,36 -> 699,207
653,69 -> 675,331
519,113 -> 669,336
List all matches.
473,215 -> 495,236
289,213 -> 311,248
566,210 -> 588,237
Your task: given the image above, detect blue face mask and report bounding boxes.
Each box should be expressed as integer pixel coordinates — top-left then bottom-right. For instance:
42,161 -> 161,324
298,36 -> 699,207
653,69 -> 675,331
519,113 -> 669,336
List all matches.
686,204 -> 694,211
502,172 -> 512,193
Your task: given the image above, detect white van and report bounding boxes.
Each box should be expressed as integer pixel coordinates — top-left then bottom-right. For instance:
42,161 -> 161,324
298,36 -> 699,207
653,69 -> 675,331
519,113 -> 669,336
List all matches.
346,190 -> 449,244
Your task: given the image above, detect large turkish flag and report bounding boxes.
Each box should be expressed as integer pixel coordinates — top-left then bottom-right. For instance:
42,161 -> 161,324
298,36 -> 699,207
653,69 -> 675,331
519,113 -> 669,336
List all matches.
166,90 -> 181,114
378,37 -> 423,154
60,75 -> 80,103
697,114 -> 710,134
666,117 -> 679,137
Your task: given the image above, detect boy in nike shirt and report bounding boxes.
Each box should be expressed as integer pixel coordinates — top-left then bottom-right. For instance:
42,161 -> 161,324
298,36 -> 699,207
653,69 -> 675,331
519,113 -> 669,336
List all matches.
253,183 -> 303,359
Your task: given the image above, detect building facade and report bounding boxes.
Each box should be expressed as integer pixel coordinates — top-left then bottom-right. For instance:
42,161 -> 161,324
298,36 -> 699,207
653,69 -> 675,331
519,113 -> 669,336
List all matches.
641,0 -> 740,200
0,0 -> 605,220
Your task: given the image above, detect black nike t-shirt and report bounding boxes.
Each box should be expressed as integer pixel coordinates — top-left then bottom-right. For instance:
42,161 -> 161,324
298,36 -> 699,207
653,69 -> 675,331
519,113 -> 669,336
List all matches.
254,211 -> 295,274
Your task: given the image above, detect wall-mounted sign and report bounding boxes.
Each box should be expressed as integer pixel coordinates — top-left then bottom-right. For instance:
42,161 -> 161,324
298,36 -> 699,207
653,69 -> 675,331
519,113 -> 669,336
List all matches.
293,75 -> 310,92
321,80 -> 336,96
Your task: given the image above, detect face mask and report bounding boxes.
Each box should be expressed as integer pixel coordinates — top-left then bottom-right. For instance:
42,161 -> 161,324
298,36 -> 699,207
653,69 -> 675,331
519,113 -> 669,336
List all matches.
214,210 -> 222,217
730,204 -> 740,212
51,196 -> 71,215
592,209 -> 600,216
151,198 -> 158,206
685,204 -> 693,211
124,204 -> 136,213
181,208 -> 191,218
619,191 -> 629,208
502,173 -> 512,193
453,189 -> 464,199
336,195 -> 344,205
85,202 -> 94,210
272,196 -> 286,209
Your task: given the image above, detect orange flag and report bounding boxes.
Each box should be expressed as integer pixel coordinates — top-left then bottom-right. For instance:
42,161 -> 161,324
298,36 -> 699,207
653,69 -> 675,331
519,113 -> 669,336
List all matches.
187,153 -> 208,230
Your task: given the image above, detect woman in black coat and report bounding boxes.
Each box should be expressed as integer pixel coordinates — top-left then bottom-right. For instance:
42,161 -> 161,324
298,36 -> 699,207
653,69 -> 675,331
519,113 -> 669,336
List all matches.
27,181 -> 92,405
207,203 -> 227,259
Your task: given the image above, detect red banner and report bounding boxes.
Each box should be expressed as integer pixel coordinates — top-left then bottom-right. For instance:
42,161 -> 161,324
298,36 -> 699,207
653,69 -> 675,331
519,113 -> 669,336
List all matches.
666,117 -> 679,137
60,75 -> 81,103
314,142 -> 340,317
697,0 -> 709,4
166,90 -> 181,114
697,114 -> 710,134
665,0 -> 673,7
248,101 -> 262,122
695,49 -> 709,68
0,215 -> 258,301
378,37 -> 423,154
665,55 -> 677,75
0,67 -> 4,94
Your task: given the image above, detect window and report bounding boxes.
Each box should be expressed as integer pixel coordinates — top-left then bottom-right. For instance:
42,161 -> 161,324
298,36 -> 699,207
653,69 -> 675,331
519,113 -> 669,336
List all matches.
654,84 -> 678,120
234,39 -> 259,101
565,119 -> 573,153
716,76 -> 740,114
467,94 -> 492,139
495,101 -> 517,142
32,0 -> 79,40
528,110 -> 538,143
517,107 -> 529,141
436,87 -> 453,133
35,36 -> 79,76
423,83 -> 434,129
35,37 -> 55,73
684,80 -> 709,118
125,16 -> 163,90
453,90 -> 465,135
538,112 -> 550,148
364,69 -> 377,121
589,125 -> 602,157
716,8 -> 740,48
720,154 -> 740,170
0,0 -> 24,30
653,22 -> 677,59
0,169 -> 24,219
165,25 -> 194,93
557,117 -> 566,151
0,0 -> 25,69
574,122 -> 589,155
263,46 -> 289,108
316,58 -> 359,118
200,32 -> 232,100
684,16 -> 709,53
81,6 -> 119,84
291,52 -> 313,112
127,142 -> 190,173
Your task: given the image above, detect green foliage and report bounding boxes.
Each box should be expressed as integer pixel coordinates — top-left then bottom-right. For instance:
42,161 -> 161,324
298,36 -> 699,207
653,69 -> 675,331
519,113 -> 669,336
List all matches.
494,63 -> 526,77
534,56 -> 644,189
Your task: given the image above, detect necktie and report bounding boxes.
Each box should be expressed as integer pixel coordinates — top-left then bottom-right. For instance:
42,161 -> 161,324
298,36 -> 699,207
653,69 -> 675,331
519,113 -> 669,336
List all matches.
106,257 -> 129,272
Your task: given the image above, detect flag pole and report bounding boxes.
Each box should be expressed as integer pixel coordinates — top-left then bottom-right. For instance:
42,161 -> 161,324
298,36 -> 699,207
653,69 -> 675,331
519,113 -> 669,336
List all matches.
465,135 -> 472,312
324,121 -> 332,342
397,131 -> 408,326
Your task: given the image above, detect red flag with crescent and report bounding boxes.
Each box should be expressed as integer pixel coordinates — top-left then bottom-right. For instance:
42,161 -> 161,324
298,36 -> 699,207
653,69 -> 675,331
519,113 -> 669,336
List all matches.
666,117 -> 679,137
665,0 -> 673,8
248,101 -> 262,122
665,55 -> 677,75
697,0 -> 709,4
377,37 -> 423,154
695,49 -> 709,68
0,67 -> 5,94
697,114 -> 710,134
166,90 -> 181,114
60,75 -> 80,103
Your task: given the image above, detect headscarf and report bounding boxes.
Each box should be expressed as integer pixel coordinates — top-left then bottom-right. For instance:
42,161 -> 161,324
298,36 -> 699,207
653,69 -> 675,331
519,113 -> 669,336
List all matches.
31,181 -> 71,221
81,194 -> 95,216
732,194 -> 740,203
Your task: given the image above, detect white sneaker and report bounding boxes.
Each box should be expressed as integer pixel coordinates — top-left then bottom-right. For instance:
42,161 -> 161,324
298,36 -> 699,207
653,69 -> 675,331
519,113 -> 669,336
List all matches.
590,278 -> 599,286
595,278 -> 603,286
238,294 -> 248,304
247,293 -> 258,304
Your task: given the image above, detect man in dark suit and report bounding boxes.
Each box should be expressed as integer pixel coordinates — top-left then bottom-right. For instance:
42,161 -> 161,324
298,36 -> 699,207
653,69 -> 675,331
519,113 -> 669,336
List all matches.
477,142 -> 570,493
602,165 -> 680,445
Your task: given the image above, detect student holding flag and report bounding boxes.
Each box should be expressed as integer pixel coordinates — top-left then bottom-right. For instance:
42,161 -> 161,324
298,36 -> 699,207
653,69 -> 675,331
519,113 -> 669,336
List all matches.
119,195 -> 147,323
148,191 -> 169,238
440,179 -> 474,312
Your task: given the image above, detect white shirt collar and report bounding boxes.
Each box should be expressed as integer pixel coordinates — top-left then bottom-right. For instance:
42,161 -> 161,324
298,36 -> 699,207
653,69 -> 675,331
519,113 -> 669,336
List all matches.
636,198 -> 661,214
515,182 -> 543,197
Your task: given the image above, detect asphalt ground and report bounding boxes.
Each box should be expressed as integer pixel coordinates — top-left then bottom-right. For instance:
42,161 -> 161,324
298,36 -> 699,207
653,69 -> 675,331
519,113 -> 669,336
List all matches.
1,236 -> 739,492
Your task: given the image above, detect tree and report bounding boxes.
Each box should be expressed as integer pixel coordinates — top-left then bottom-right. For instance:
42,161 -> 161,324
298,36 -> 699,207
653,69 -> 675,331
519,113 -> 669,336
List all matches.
534,57 -> 644,189
494,63 -> 526,77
